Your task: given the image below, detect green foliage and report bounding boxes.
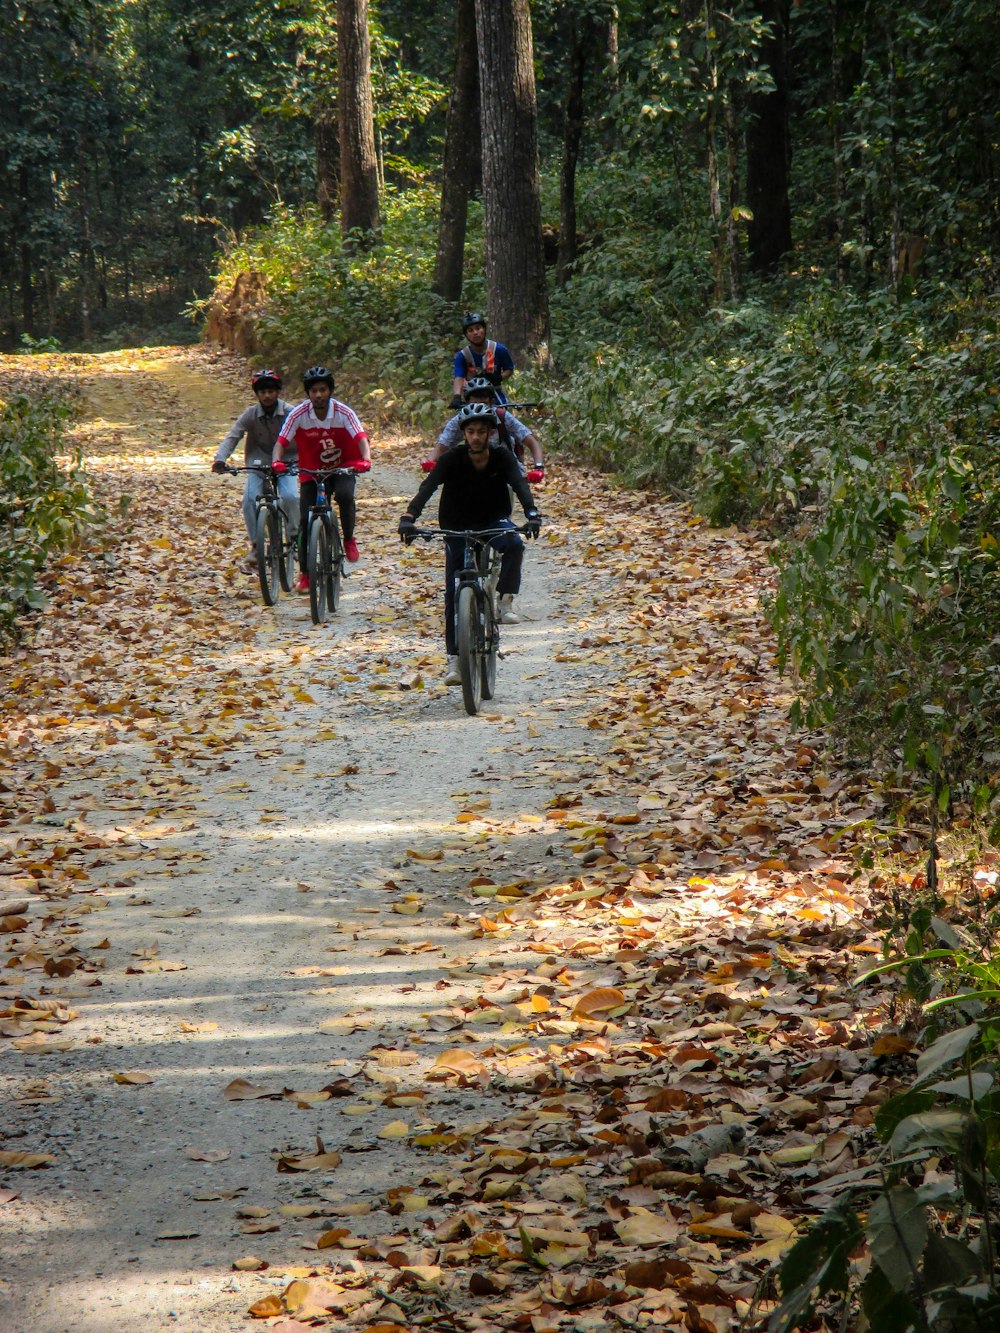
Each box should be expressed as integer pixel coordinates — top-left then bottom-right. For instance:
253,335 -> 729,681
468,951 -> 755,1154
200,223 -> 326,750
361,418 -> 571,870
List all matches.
0,392 -> 103,641
770,911 -> 1000,1332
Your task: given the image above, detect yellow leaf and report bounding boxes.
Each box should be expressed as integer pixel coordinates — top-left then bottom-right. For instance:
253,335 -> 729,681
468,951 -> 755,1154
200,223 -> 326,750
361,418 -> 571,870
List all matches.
377,1120 -> 409,1139
293,689 -> 316,704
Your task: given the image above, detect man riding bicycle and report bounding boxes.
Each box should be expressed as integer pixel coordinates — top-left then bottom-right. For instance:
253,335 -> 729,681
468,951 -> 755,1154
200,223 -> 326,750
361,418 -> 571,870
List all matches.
398,402 -> 541,684
272,365 -> 371,591
450,312 -> 514,408
212,369 -> 296,573
424,377 -> 544,478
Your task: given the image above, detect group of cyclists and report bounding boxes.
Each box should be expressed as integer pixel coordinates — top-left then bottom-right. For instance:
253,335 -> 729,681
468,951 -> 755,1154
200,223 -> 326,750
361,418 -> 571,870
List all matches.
211,312 -> 543,685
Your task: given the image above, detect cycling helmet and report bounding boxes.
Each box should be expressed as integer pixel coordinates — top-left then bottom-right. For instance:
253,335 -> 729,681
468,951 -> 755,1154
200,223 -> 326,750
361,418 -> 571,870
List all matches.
303,365 -> 335,390
251,368 -> 282,390
462,376 -> 498,401
462,311 -> 486,333
458,402 -> 498,429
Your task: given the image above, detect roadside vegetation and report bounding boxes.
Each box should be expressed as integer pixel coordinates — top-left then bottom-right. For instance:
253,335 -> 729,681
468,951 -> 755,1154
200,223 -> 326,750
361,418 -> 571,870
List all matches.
0,375 -> 103,643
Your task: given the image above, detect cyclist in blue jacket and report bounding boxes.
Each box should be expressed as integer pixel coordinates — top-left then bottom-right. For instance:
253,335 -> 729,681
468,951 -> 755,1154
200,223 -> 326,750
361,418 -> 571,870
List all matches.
450,312 -> 514,407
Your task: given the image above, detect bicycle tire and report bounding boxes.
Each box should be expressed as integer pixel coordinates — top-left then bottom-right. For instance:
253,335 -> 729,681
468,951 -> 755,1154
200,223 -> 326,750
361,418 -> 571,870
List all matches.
278,512 -> 296,592
481,593 -> 498,700
255,506 -> 280,606
307,517 -> 328,624
457,583 -> 482,716
327,522 -> 343,612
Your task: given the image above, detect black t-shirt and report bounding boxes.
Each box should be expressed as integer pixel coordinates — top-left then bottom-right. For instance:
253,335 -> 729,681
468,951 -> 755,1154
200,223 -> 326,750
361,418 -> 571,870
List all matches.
407,444 -> 534,530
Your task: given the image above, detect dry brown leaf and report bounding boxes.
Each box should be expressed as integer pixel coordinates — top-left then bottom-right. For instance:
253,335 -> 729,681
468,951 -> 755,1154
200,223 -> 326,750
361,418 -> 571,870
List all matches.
572,986 -> 626,1017
223,1078 -> 282,1101
0,1151 -> 56,1169
232,1256 -> 268,1271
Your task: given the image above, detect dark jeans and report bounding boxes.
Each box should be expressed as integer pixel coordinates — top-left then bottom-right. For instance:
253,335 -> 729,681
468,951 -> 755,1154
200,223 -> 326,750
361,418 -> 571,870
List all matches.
299,473 -> 356,563
444,520 -> 523,655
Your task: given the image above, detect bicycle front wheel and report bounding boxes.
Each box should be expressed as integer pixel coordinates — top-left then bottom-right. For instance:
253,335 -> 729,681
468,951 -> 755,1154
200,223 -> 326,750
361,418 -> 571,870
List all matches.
278,513 -> 296,592
457,584 -> 483,716
327,523 -> 343,612
481,594 -> 498,700
255,507 -> 280,606
307,518 -> 328,624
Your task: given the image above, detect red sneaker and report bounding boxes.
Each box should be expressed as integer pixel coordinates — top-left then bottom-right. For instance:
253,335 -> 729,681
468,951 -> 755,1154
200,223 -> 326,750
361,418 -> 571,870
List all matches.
344,538 -> 359,563
294,572 -> 309,593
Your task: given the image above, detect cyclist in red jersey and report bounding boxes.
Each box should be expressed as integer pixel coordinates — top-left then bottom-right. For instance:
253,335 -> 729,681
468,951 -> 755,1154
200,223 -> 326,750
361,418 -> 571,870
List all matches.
272,366 -> 371,590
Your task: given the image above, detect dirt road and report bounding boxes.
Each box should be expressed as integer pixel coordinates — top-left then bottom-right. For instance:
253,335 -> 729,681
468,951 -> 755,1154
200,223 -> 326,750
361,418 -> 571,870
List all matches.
0,347 -> 882,1332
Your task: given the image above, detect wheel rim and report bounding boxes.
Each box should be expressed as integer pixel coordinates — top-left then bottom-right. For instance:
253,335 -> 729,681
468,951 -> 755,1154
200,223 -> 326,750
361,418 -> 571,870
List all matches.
256,510 -> 279,605
308,521 -> 327,622
457,585 -> 482,715
328,527 -> 341,610
481,600 -> 497,699
278,516 -> 295,592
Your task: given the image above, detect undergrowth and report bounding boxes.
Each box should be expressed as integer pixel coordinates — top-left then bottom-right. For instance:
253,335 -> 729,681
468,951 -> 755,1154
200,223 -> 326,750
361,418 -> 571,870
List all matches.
0,389 -> 103,641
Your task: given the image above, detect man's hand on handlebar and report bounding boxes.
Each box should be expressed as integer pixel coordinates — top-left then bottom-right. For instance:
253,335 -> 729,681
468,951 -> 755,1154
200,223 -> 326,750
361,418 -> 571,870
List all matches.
211,460 -> 227,474
398,515 -> 417,545
420,458 -> 436,473
525,467 -> 545,484
525,510 -> 542,539
351,459 -> 371,473
272,459 -> 288,474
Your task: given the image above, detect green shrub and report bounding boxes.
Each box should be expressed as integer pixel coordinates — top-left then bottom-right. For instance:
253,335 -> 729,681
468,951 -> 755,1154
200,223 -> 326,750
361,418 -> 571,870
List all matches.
0,391 -> 103,639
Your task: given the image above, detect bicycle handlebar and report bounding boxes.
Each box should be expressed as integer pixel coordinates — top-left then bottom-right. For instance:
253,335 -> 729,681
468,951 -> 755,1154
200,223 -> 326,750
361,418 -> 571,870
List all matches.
407,522 -> 536,542
221,464 -> 363,477
295,466 -> 364,478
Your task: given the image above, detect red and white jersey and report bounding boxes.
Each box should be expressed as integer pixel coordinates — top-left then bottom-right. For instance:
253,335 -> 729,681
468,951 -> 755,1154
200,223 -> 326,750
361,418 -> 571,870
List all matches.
277,398 -> 368,474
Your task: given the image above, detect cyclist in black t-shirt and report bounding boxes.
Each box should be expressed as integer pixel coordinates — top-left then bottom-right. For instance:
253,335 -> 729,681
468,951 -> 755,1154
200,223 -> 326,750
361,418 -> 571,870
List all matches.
399,403 -> 541,684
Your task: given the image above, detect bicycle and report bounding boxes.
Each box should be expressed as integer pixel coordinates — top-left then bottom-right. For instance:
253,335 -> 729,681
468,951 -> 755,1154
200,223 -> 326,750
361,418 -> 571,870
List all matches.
407,522 -> 532,716
299,467 -> 359,625
223,465 -> 296,605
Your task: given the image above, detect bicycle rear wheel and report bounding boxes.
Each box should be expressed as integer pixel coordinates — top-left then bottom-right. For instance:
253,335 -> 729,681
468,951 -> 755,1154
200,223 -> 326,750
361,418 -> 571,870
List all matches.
278,513 -> 296,592
457,584 -> 482,716
481,594 -> 498,700
327,523 -> 343,612
307,517 -> 328,624
255,507 -> 280,606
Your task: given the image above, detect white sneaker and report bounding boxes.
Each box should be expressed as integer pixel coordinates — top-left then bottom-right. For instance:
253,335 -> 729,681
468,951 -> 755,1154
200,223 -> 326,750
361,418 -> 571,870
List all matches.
443,656 -> 461,686
499,594 -> 519,624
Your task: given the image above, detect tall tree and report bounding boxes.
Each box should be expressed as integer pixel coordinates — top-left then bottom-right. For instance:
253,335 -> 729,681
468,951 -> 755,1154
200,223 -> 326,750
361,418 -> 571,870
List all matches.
337,0 -> 380,242
432,0 -> 479,302
745,0 -> 791,274
474,0 -> 550,364
556,6 -> 603,285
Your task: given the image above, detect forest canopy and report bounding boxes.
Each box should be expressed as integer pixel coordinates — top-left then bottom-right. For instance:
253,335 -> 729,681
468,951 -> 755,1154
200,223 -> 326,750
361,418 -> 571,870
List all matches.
2,0 -> 998,349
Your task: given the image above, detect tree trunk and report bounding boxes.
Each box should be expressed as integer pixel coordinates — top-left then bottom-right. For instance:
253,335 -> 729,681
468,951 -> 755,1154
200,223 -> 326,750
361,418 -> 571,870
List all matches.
18,165 -> 33,333
338,0 -> 380,244
433,0 -> 479,302
831,0 -> 845,285
745,0 -> 792,274
725,82 -> 743,302
475,0 -> 551,365
705,0 -> 724,303
557,13 -> 594,286
315,98 -> 340,222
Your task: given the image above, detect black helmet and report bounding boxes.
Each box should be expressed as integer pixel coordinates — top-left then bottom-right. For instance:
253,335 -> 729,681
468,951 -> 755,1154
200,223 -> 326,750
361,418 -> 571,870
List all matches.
462,311 -> 486,333
303,365 -> 334,390
458,402 -> 498,430
462,376 -> 497,401
251,368 -> 282,390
